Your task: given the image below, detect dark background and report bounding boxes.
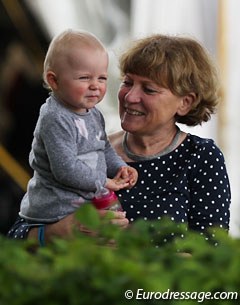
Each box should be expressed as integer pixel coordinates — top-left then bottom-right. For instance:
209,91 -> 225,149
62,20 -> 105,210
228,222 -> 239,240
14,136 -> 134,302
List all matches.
0,0 -> 50,234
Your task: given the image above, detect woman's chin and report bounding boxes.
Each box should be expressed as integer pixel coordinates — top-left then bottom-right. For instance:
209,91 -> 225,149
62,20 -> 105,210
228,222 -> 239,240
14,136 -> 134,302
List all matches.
121,121 -> 139,133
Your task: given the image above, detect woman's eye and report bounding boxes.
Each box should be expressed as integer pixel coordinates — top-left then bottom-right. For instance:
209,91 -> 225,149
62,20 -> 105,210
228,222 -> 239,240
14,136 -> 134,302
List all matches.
121,80 -> 132,87
144,87 -> 158,94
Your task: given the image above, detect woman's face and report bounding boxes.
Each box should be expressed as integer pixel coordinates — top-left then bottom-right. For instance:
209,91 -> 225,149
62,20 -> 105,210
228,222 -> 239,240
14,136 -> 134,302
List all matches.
118,73 -> 184,135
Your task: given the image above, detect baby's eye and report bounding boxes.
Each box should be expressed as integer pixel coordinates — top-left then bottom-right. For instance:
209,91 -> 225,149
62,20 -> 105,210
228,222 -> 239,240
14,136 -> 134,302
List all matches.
99,76 -> 108,82
79,76 -> 90,80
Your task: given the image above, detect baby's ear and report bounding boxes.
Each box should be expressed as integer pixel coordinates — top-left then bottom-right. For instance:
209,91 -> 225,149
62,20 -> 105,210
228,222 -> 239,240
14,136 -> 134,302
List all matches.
46,71 -> 58,90
177,93 -> 196,116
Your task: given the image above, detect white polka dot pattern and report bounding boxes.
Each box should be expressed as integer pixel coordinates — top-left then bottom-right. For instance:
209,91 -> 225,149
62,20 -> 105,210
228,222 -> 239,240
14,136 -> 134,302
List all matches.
117,134 -> 231,241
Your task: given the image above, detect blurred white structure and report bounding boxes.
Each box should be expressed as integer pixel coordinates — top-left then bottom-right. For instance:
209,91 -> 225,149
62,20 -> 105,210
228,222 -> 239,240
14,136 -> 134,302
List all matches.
25,0 -> 240,236
223,0 -> 240,237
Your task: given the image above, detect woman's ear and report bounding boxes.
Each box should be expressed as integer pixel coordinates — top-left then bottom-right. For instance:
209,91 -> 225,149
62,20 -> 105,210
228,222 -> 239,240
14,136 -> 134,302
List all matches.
46,71 -> 58,90
177,93 -> 196,116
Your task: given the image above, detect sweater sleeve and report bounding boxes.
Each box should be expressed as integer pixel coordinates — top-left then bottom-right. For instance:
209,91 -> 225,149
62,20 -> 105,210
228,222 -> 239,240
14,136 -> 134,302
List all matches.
97,110 -> 127,178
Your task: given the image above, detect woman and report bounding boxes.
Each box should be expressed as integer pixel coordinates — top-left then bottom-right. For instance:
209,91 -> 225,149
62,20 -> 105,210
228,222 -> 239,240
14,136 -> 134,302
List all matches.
111,34 -> 230,242
8,34 -> 230,244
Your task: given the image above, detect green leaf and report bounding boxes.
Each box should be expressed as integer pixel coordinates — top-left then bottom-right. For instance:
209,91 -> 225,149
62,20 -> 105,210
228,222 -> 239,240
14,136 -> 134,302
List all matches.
74,203 -> 101,230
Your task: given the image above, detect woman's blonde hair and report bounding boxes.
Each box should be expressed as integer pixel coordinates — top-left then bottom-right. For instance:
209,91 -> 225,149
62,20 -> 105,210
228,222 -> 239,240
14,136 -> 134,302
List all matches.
119,34 -> 220,126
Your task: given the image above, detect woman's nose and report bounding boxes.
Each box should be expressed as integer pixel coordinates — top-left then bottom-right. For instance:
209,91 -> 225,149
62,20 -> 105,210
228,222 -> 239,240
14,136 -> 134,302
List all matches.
124,87 -> 141,103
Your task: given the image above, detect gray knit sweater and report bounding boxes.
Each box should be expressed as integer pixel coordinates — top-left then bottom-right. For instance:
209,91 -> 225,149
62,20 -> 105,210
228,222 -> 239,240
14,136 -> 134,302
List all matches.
19,94 -> 126,223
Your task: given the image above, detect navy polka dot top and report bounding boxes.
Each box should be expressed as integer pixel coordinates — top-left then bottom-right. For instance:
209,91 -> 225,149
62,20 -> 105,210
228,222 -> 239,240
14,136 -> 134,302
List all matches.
117,134 -> 231,237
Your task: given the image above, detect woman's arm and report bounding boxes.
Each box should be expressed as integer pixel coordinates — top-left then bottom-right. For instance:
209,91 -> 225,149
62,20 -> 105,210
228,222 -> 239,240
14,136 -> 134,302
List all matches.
27,210 -> 129,243
188,143 -> 231,232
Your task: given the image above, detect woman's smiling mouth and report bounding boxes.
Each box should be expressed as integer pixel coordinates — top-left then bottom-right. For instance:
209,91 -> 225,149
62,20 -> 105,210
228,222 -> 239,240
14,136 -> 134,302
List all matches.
125,108 -> 144,116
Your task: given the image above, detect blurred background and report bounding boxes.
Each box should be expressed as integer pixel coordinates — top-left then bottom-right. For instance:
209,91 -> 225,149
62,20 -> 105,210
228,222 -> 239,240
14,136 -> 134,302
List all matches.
0,0 -> 239,236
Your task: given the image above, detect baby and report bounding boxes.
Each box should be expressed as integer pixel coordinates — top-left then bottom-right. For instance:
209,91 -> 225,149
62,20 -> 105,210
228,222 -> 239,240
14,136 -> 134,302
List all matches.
19,29 -> 138,223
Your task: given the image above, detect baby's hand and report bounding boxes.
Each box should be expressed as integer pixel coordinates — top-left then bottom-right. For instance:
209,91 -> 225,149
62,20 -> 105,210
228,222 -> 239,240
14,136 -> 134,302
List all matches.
105,177 -> 130,191
117,166 -> 138,189
105,166 -> 138,191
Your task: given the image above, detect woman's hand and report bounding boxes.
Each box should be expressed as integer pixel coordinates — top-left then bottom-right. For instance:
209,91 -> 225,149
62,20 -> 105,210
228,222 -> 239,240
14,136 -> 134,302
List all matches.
28,209 -> 129,243
98,209 -> 129,228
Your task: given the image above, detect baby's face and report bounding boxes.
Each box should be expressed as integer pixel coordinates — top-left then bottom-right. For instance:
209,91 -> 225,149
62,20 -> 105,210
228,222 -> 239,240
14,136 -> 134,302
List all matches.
53,46 -> 108,114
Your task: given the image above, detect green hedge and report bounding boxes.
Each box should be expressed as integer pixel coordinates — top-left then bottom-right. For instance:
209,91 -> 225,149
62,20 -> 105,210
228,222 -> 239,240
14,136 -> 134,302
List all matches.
0,205 -> 239,305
